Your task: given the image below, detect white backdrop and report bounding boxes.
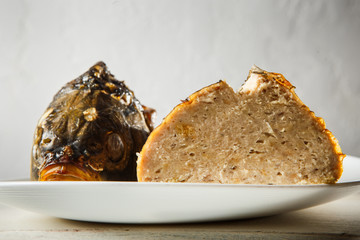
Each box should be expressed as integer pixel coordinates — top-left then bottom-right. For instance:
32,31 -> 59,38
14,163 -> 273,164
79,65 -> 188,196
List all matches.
0,0 -> 359,180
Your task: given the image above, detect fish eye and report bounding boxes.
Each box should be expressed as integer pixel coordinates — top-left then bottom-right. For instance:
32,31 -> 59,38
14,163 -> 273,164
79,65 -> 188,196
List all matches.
107,133 -> 125,162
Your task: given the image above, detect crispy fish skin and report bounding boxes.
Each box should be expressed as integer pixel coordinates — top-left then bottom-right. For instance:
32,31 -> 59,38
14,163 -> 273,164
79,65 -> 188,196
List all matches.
31,62 -> 154,181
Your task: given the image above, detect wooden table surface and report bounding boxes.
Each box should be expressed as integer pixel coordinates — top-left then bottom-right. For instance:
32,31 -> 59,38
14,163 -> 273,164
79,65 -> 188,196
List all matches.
0,193 -> 359,240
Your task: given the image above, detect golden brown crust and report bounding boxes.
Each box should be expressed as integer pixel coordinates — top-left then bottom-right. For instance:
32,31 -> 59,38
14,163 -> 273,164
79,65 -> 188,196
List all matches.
248,66 -> 344,181
137,68 -> 345,184
137,81 -> 230,181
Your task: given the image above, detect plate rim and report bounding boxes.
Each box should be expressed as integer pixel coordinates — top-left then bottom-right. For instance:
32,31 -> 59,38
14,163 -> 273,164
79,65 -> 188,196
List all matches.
0,179 -> 359,189
1,155 -> 359,189
0,155 -> 359,223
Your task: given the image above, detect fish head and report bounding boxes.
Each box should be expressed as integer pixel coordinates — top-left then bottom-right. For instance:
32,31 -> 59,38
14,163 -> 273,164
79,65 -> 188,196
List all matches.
31,62 -> 151,181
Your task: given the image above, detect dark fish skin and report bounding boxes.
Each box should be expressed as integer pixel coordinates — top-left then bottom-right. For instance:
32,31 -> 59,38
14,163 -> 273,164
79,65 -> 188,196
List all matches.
31,62 -> 154,181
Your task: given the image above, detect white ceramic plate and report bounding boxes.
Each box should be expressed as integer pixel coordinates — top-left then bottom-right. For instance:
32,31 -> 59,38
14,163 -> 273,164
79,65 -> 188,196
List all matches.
0,156 -> 359,224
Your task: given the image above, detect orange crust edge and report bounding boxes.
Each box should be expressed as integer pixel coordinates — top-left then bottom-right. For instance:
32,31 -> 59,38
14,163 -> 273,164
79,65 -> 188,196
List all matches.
137,81 -> 230,181
138,70 -> 345,183
250,68 -> 345,182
